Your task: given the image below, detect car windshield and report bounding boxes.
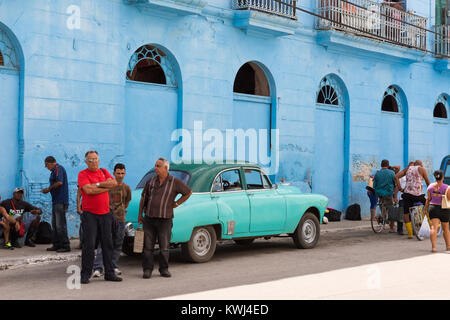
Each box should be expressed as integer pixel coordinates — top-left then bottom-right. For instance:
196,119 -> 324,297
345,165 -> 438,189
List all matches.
136,170 -> 191,189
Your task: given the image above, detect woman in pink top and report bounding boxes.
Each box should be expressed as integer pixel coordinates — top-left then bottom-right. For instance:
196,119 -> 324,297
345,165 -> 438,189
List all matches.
424,170 -> 450,253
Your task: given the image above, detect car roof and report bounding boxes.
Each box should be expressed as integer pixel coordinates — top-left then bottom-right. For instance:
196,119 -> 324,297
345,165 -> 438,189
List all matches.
171,162 -> 261,192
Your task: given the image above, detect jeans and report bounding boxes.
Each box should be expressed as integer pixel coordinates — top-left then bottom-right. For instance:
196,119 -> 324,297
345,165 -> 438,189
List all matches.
80,211 -> 115,280
93,220 -> 125,271
51,203 -> 70,249
142,216 -> 173,272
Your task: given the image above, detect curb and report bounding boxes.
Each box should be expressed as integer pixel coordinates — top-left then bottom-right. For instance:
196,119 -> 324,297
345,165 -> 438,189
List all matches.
0,252 -> 81,271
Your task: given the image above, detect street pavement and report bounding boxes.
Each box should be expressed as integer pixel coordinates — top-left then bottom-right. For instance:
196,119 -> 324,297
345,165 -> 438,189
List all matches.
3,219 -> 448,300
0,219 -> 370,271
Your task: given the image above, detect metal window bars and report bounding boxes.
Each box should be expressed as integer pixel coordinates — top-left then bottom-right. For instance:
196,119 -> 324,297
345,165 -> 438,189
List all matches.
316,0 -> 427,50
232,0 -> 297,19
435,25 -> 450,58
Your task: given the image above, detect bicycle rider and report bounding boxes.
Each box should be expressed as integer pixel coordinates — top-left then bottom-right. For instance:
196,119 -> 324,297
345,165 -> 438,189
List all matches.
373,159 -> 396,232
395,160 -> 430,239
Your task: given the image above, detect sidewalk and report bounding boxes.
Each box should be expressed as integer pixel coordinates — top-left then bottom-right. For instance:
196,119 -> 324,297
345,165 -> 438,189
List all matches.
0,239 -> 81,271
0,219 -> 370,271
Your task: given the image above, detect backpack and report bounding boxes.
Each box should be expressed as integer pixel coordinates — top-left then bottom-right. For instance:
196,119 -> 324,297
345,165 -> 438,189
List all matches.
35,221 -> 53,244
325,207 -> 342,222
345,203 -> 361,220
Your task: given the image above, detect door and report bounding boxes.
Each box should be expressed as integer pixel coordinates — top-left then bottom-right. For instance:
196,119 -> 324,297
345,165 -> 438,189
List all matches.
0,68 -> 19,199
243,168 -> 286,233
212,169 -> 250,235
231,94 -> 271,163
313,106 -> 345,211
380,112 -> 404,168
433,122 -> 449,171
125,82 -> 178,187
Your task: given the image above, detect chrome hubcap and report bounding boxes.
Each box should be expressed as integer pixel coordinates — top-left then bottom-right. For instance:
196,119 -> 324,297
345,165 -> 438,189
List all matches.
302,220 -> 317,244
193,229 -> 211,256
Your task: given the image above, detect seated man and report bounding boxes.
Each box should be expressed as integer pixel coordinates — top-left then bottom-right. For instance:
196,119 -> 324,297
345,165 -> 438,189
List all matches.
0,206 -> 20,250
0,188 -> 42,248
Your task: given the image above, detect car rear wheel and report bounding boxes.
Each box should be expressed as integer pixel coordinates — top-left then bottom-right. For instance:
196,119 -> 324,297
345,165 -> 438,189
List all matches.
181,226 -> 217,263
292,212 -> 320,249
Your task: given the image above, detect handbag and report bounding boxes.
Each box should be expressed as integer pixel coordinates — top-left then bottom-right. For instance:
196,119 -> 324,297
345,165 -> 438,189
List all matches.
388,205 -> 404,222
442,187 -> 450,209
133,226 -> 144,253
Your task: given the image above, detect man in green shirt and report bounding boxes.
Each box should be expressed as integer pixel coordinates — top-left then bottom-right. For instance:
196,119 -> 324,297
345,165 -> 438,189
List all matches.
373,159 -> 396,232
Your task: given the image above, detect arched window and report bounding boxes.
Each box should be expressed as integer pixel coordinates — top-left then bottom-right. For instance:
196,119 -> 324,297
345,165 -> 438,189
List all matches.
126,45 -> 176,86
233,62 -> 270,96
0,51 -> 3,66
434,102 -> 448,118
316,76 -> 343,107
434,95 -> 449,119
381,86 -> 400,112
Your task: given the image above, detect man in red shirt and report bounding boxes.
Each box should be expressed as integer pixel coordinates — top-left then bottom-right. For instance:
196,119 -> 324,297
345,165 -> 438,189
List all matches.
77,150 -> 122,284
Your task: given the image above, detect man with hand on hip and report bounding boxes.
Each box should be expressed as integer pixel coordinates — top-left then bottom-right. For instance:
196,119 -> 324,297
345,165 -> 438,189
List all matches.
77,150 -> 122,284
138,158 -> 192,279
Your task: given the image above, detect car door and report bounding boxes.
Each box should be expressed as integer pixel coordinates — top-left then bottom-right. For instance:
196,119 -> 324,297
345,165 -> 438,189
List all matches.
211,168 -> 250,235
243,168 -> 286,233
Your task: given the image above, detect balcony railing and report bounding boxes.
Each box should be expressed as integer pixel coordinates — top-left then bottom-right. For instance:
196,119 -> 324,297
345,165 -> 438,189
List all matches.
232,0 -> 297,19
435,25 -> 450,57
316,0 -> 428,50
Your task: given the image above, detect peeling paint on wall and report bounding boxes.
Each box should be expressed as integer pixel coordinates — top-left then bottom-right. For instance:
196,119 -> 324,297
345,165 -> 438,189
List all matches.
352,155 -> 378,182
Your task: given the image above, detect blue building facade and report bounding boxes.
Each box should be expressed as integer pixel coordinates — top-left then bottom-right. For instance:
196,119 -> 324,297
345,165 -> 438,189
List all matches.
0,0 -> 449,237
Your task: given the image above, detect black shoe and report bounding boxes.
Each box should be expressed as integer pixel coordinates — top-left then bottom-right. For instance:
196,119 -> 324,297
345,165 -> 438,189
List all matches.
56,248 -> 71,253
143,270 -> 152,279
25,240 -> 36,247
12,241 -> 21,248
81,278 -> 90,284
160,269 -> 171,278
105,275 -> 122,282
47,246 -> 59,251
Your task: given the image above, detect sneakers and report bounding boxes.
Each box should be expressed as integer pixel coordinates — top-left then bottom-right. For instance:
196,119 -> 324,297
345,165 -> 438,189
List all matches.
3,242 -> 14,250
114,268 -> 122,276
11,241 -> 21,249
92,270 -> 103,278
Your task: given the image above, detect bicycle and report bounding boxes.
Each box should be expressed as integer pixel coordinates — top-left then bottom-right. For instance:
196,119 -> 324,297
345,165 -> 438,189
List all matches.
371,197 -> 389,233
409,203 -> 442,241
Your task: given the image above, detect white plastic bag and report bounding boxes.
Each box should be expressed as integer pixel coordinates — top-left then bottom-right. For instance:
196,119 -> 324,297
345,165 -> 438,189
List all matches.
418,217 -> 430,239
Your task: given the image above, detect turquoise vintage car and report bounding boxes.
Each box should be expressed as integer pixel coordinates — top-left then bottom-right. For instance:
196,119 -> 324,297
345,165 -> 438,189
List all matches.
122,162 -> 328,263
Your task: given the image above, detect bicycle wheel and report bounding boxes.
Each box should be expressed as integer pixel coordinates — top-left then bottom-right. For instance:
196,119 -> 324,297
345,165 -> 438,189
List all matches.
371,205 -> 386,233
411,207 -> 425,241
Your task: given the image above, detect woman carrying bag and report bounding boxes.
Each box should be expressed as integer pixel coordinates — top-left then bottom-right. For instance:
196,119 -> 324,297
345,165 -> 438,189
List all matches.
424,170 -> 450,253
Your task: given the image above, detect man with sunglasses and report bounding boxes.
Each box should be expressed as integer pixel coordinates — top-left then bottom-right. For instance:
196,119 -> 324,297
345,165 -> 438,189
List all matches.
77,150 -> 122,284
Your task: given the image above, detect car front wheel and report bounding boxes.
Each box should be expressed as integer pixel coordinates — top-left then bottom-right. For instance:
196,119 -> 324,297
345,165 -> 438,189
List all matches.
292,212 -> 320,249
181,226 -> 217,263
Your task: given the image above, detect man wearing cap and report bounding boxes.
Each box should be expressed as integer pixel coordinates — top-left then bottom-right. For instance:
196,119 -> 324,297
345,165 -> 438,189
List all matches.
41,156 -> 71,252
0,188 -> 42,249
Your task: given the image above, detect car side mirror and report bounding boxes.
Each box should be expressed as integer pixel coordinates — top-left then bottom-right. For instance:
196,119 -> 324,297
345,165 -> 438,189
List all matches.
212,183 -> 223,193
273,183 -> 278,189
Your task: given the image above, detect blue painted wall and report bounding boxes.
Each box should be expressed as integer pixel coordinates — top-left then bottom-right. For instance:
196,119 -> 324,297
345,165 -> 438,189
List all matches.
0,0 -> 449,237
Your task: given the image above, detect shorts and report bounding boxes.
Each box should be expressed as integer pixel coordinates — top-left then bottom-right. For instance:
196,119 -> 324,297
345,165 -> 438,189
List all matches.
429,205 -> 450,223
367,191 -> 377,209
402,193 -> 426,215
379,195 -> 394,209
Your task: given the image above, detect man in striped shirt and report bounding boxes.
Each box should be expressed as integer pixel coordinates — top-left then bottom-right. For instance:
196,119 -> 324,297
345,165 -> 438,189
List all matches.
138,158 -> 192,279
